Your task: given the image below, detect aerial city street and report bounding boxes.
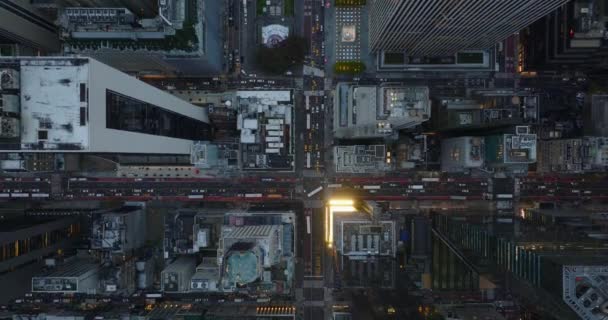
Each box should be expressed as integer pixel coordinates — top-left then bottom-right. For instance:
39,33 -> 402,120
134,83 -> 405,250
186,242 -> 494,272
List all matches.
1,0 -> 608,319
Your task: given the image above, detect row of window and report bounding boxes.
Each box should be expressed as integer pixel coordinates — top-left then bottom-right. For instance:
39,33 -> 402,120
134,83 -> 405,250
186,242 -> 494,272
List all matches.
106,90 -> 211,141
0,223 -> 80,263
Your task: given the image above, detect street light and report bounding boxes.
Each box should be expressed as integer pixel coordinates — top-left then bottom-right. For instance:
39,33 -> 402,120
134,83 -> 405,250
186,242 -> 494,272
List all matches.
328,199 -> 354,206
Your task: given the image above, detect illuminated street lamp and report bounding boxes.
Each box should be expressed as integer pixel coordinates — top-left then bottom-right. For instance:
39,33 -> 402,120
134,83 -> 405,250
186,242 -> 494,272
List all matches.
326,198 -> 356,248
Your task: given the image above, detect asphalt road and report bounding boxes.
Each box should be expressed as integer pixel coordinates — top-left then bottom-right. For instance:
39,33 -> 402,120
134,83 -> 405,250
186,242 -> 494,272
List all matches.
1,174 -> 607,202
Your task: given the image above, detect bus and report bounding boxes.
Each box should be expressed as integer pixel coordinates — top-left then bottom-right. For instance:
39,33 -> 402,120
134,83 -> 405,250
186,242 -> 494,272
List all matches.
307,186 -> 323,197
244,193 -> 262,198
306,152 -> 312,168
306,113 -> 311,130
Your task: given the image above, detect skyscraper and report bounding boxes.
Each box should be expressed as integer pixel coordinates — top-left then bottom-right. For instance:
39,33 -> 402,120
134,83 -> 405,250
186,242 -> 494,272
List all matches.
369,0 -> 570,57
0,57 -> 211,155
0,0 -> 60,54
58,0 -> 223,76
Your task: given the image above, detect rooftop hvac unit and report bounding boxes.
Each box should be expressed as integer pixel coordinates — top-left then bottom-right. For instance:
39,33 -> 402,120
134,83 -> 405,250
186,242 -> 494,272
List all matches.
0,116 -> 19,138
0,69 -> 19,90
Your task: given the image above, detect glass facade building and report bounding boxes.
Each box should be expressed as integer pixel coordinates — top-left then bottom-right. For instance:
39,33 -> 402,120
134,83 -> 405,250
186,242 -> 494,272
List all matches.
432,214 -> 604,291
106,90 -> 212,141
0,217 -> 81,272
431,228 -> 480,291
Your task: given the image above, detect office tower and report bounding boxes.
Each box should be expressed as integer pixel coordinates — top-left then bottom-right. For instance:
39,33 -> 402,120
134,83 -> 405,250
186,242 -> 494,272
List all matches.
369,0 -> 570,57
34,0 -> 159,18
0,57 -> 211,155
537,137 -> 608,173
440,137 -> 485,173
333,83 -> 430,139
58,0 -> 223,75
0,0 -> 61,54
522,1 -> 608,72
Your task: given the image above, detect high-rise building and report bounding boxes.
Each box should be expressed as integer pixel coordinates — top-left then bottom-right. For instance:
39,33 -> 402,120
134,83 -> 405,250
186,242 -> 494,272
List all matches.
522,1 -> 608,72
537,136 -> 608,173
334,83 -> 430,139
59,0 -> 223,76
162,209 -> 296,295
0,214 -> 81,274
433,210 -> 608,320
0,0 -> 61,54
433,91 -> 539,132
440,137 -> 485,173
0,57 -> 211,155
369,0 -> 570,57
485,131 -> 537,168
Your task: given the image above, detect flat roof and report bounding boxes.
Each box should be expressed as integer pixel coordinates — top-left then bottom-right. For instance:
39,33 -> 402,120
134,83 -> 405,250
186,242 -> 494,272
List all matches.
236,90 -> 292,103
441,137 -> 484,171
334,83 -> 430,138
236,91 -> 294,171
19,60 -> 90,150
334,145 -> 389,173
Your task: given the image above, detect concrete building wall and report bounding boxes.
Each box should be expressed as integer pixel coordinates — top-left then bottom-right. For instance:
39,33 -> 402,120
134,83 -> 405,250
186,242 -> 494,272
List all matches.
87,58 -> 209,155
0,216 -> 79,273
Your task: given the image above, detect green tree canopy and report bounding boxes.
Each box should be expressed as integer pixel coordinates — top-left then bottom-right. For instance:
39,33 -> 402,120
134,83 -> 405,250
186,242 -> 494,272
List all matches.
333,61 -> 366,74
256,36 -> 308,75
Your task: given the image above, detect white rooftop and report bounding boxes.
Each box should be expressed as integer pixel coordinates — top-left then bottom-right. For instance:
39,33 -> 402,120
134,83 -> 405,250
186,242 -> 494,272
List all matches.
20,61 -> 90,150
237,90 -> 291,103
